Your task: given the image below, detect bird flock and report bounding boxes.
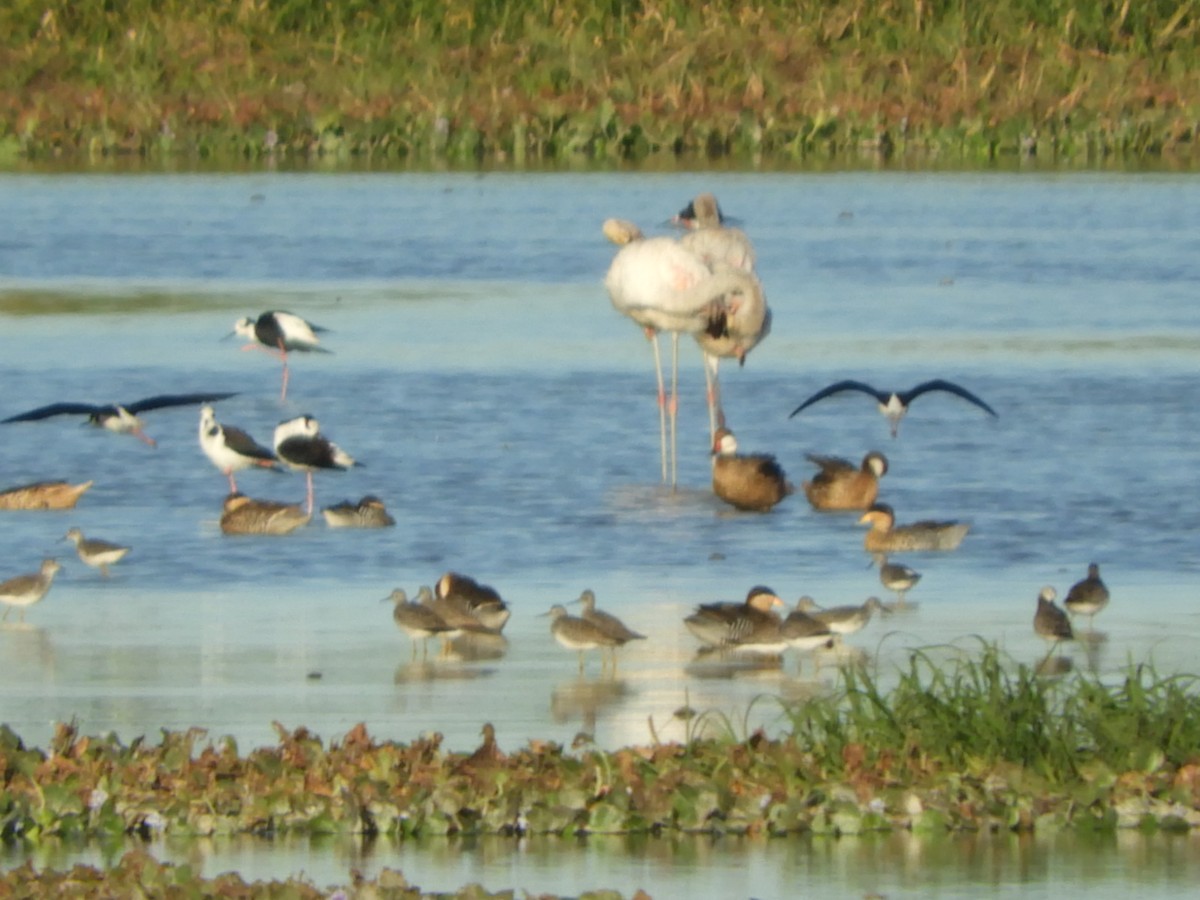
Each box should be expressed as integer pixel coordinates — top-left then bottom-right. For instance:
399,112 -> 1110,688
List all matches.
0,193 -> 1110,678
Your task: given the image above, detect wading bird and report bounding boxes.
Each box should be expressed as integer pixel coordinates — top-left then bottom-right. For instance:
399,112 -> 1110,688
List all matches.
198,405 -> 278,493
3,392 -> 236,447
790,379 -> 997,437
229,310 -> 330,401
273,415 -> 357,515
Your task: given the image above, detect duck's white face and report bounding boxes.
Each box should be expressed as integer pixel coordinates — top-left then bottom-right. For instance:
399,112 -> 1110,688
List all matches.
866,453 -> 887,477
1039,586 -> 1057,602
715,432 -> 739,455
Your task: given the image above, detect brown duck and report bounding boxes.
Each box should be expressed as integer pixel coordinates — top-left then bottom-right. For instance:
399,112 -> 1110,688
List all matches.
684,585 -> 787,652
1063,563 -> 1109,627
0,479 -> 94,511
219,493 -> 310,535
801,451 -> 888,511
859,503 -> 969,553
711,427 -> 792,512
1034,585 -> 1074,646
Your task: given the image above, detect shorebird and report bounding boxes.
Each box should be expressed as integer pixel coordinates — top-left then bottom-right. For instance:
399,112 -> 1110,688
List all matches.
683,585 -> 787,654
1034,585 -> 1074,650
789,379 -> 997,437
219,493 -> 310,535
603,217 -> 763,487
780,599 -> 836,652
711,426 -> 792,512
801,451 -> 888,511
421,582 -> 495,636
573,589 -> 645,669
229,310 -> 330,401
0,558 -> 61,622
62,527 -> 130,576
273,415 -> 357,515
875,555 -> 922,606
321,495 -> 395,528
796,596 -> 884,637
859,503 -> 969,553
2,392 -> 237,446
0,480 -> 94,510
198,405 -> 278,493
435,572 -> 510,632
1063,563 -> 1110,628
388,588 -> 456,659
545,604 -> 623,674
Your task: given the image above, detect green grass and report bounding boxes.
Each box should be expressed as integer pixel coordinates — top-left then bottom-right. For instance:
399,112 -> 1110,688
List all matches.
0,0 -> 1197,167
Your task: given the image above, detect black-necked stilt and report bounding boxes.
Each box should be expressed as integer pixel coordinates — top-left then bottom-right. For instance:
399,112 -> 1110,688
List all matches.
0,479 -> 94,510
603,218 -> 765,487
388,588 -> 455,659
1034,585 -> 1074,647
802,451 -> 889,512
321,495 -> 395,529
1064,563 -> 1110,628
2,392 -> 237,447
272,414 -> 356,515
683,585 -> 786,653
859,503 -> 970,553
435,571 -> 510,632
219,493 -> 310,535
711,425 -> 792,512
62,527 -> 130,576
230,310 -> 330,401
0,558 -> 61,622
198,405 -> 278,493
790,379 -> 998,438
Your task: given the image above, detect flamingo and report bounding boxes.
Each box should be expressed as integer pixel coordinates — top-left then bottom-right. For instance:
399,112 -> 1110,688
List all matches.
603,218 -> 760,487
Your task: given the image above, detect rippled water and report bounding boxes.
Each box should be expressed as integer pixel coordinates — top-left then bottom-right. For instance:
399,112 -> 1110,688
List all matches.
1,171 -> 1199,892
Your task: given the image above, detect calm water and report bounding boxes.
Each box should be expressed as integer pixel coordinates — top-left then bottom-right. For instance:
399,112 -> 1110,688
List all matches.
1,171 -> 1199,894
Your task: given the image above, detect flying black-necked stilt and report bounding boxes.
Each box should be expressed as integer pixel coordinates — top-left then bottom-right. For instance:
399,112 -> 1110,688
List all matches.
198,405 -> 278,493
272,414 -> 357,515
230,310 -> 330,401
219,493 -> 310,535
0,479 -> 94,510
710,425 -> 792,512
802,451 -> 889,512
0,558 -> 61,622
790,379 -> 997,438
321,495 -> 395,529
2,392 -> 237,447
62,527 -> 130,577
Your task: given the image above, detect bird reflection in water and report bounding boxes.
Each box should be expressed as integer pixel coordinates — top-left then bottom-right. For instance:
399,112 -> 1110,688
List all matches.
550,677 -> 631,733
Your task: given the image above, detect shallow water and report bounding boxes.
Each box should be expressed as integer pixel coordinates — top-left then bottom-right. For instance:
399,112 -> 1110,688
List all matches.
1,171 -> 1199,890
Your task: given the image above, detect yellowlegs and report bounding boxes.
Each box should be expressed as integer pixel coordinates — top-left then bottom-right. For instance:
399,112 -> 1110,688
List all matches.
684,585 -> 787,654
546,604 -> 624,674
780,599 -> 835,652
797,595 -> 883,637
230,310 -> 330,401
574,589 -> 645,668
802,451 -> 888,511
875,555 -> 922,606
711,426 -> 792,512
1064,563 -> 1109,628
62,527 -> 130,576
790,379 -> 997,437
0,479 -> 94,510
859,503 -> 969,553
2,392 -> 237,446
321,495 -> 395,528
434,572 -> 510,632
388,588 -> 455,659
198,405 -> 278,493
1034,586 -> 1074,655
273,415 -> 357,515
219,493 -> 310,535
0,558 -> 61,621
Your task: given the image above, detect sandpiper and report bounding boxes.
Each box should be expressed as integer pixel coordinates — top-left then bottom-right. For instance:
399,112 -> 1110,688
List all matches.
388,588 -> 456,659
796,596 -> 884,637
780,599 -> 836,652
63,527 -> 130,576
198,405 -> 278,492
230,310 -> 330,401
0,558 -> 61,621
273,415 -> 357,515
876,555 -> 922,606
1063,563 -> 1109,629
859,503 -> 969,553
573,589 -> 645,668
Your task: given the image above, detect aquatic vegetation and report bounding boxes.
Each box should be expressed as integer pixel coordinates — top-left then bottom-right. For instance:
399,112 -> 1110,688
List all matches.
0,0 -> 1196,166
1,649 -> 1198,851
